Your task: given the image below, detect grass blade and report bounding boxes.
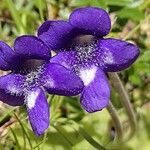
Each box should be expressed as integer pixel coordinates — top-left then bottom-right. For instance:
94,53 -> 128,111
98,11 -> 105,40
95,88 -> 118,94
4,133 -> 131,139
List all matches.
5,0 -> 26,33
14,113 -> 33,149
10,127 -> 20,150
37,0 -> 45,22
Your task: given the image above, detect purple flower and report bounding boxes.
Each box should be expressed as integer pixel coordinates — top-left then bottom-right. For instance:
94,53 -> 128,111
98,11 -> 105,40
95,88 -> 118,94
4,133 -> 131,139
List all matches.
38,7 -> 140,112
0,35 -> 84,136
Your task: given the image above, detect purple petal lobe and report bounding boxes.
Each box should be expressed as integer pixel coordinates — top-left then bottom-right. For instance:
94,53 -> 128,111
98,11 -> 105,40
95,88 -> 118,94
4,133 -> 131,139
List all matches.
40,63 -> 84,96
0,41 -> 16,70
38,21 -> 76,50
14,35 -> 51,60
69,7 -> 111,37
79,67 -> 110,112
0,57 -> 10,71
97,38 -> 140,72
38,20 -> 52,36
0,73 -> 25,106
26,87 -> 49,136
50,51 -> 76,70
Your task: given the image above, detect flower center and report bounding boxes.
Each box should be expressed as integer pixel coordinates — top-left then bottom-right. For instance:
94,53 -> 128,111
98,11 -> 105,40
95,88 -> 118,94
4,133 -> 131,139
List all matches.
17,59 -> 46,91
25,67 -> 42,86
75,42 -> 98,63
70,35 -> 100,74
16,59 -> 45,74
71,35 -> 96,46
75,35 -> 99,61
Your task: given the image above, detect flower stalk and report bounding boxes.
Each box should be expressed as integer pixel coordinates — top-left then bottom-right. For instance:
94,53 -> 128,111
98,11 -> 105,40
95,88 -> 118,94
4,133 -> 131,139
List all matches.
107,101 -> 123,141
108,73 -> 137,140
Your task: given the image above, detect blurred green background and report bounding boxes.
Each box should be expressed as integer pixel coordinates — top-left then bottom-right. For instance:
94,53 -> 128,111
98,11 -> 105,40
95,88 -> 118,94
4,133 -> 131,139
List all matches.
0,0 -> 150,149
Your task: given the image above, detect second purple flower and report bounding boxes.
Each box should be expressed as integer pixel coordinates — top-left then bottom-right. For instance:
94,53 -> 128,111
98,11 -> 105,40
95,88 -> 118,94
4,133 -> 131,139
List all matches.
38,7 -> 140,113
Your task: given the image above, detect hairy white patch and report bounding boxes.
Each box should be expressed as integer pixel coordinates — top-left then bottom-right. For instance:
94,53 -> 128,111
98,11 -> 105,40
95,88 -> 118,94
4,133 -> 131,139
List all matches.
79,66 -> 97,86
44,77 -> 55,88
103,51 -> 114,64
27,90 -> 39,109
7,85 -> 20,95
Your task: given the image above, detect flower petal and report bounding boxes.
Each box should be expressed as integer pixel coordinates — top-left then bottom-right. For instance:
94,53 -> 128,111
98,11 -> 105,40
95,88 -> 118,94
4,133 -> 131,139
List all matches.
14,35 -> 51,60
0,57 -> 11,71
38,20 -> 52,36
38,20 -> 77,50
40,63 -> 84,96
69,7 -> 111,37
79,67 -> 110,112
50,51 -> 77,70
26,87 -> 49,136
0,73 -> 25,106
0,41 -> 16,70
97,38 -> 140,72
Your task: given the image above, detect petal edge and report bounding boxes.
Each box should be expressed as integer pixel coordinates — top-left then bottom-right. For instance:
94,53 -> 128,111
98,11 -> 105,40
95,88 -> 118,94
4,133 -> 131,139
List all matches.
69,7 -> 111,37
40,63 -> 84,96
97,38 -> 140,72
27,87 -> 50,136
80,68 -> 110,112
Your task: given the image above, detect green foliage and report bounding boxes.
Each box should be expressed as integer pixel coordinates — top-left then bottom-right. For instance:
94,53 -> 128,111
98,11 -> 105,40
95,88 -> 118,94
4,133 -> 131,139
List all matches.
0,0 -> 150,149
117,8 -> 144,22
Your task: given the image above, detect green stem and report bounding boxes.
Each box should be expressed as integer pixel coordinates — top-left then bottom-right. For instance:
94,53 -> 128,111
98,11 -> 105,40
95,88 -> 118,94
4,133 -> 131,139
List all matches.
108,73 -> 137,140
53,125 -> 74,146
67,120 -> 106,150
79,127 -> 106,150
107,101 -> 123,141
